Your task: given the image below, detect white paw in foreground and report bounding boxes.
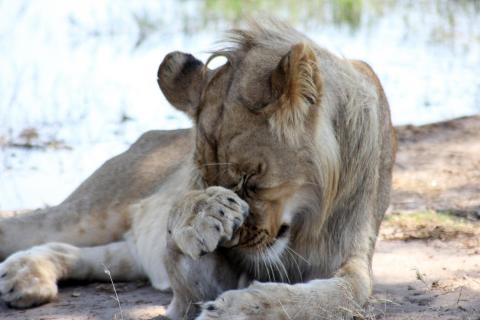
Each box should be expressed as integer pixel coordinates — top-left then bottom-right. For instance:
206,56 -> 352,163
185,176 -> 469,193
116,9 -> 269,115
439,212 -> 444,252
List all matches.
0,245 -> 66,308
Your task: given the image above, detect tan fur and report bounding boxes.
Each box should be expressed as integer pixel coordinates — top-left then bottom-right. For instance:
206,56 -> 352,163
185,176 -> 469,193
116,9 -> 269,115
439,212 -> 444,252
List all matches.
0,20 -> 395,320
268,42 -> 322,145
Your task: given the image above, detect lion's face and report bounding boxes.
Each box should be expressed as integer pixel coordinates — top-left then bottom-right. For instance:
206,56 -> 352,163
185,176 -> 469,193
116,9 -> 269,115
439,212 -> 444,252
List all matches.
158,41 -> 322,255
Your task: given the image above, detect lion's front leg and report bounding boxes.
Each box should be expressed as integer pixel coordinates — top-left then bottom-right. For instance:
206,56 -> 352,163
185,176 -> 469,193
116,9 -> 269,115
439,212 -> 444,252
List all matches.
197,257 -> 371,320
165,186 -> 249,320
0,241 -> 144,308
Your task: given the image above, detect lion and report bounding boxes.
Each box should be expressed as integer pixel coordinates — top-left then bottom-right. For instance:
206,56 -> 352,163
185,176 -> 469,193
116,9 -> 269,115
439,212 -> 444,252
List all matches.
0,20 -> 395,319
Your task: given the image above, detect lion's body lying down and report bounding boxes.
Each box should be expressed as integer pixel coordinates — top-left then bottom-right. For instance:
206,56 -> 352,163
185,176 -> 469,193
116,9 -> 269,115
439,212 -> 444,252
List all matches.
0,21 -> 395,320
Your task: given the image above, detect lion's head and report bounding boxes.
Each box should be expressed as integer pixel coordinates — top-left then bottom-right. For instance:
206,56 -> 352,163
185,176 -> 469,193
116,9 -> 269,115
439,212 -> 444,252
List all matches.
157,22 -> 357,260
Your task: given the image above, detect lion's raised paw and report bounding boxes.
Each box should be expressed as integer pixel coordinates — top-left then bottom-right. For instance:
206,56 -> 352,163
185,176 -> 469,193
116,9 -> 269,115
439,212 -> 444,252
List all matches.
171,186 -> 249,259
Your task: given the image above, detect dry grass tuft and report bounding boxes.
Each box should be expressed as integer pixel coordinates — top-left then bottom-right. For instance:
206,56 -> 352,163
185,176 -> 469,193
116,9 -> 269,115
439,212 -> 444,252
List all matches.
380,210 -> 480,244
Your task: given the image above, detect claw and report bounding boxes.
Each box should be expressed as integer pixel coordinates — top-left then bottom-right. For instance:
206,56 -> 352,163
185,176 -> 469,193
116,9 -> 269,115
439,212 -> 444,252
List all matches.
241,206 -> 250,218
227,197 -> 238,204
205,303 -> 217,311
233,217 -> 242,231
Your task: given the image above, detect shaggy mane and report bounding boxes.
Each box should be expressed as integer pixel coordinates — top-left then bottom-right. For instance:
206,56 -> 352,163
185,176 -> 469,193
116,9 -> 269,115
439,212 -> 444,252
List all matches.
206,19 -> 310,68
205,20 -> 381,255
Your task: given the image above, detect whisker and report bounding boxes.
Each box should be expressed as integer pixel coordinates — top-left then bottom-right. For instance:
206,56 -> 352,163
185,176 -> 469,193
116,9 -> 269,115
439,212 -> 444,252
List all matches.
258,250 -> 266,280
261,250 -> 273,282
265,248 -> 283,282
265,249 -> 281,282
277,255 -> 291,284
286,246 -> 311,265
285,248 -> 303,282
254,251 -> 260,280
267,251 -> 278,282
275,253 -> 291,284
265,250 -> 276,282
266,245 -> 291,284
201,162 -> 234,167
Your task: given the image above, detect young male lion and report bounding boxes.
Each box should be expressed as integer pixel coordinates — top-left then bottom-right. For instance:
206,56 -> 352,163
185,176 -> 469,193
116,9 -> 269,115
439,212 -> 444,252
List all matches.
0,21 -> 395,319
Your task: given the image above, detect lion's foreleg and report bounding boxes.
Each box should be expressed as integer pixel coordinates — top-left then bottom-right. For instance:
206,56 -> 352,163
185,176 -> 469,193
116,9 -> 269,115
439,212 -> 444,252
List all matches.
164,187 -> 249,320
0,241 -> 144,308
165,246 -> 239,320
197,255 -> 372,320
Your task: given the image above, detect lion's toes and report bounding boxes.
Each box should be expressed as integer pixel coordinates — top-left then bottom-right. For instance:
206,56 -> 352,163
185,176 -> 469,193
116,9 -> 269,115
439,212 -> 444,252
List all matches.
0,251 -> 58,308
205,186 -> 249,218
173,187 -> 249,259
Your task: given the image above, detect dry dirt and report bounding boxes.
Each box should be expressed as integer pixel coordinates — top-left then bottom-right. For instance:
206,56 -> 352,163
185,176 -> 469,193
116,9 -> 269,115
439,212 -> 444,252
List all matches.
1,116 -> 479,320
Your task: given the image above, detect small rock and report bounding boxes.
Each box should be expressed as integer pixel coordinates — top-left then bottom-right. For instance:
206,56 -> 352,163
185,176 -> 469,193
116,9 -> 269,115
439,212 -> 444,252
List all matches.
71,291 -> 81,297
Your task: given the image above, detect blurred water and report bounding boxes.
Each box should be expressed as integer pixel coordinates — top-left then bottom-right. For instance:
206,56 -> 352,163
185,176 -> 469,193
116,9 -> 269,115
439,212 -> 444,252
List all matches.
0,0 -> 479,210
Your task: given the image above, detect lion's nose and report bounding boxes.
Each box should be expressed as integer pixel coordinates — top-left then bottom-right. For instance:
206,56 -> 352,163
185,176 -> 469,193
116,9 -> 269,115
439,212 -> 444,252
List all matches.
276,224 -> 290,238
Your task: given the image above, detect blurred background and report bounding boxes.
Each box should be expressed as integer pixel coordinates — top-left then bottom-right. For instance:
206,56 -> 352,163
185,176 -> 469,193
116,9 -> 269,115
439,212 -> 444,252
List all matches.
1,0 -> 479,210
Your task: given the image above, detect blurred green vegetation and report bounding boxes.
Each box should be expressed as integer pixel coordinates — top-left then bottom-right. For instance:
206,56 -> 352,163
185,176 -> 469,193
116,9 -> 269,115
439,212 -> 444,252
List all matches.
127,0 -> 480,47
199,0 -> 479,31
200,0 -> 393,30
384,210 -> 474,227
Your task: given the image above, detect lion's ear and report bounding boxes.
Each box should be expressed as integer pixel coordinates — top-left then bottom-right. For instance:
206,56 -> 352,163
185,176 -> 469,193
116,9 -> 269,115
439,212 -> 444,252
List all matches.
268,42 -> 322,142
271,42 -> 321,106
157,51 -> 205,117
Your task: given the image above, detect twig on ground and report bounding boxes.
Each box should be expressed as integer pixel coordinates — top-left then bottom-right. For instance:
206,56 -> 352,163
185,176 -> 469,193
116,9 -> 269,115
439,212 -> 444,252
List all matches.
456,286 -> 464,305
103,264 -> 124,320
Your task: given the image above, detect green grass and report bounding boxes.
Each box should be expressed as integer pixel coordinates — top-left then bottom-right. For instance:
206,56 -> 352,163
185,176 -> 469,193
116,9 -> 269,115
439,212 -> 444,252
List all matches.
202,0 -> 386,30
385,210 -> 473,226
127,0 -> 480,47
382,210 -> 479,241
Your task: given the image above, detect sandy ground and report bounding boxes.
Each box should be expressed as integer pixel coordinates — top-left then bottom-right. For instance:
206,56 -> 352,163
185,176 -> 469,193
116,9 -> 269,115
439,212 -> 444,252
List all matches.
1,116 -> 479,319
